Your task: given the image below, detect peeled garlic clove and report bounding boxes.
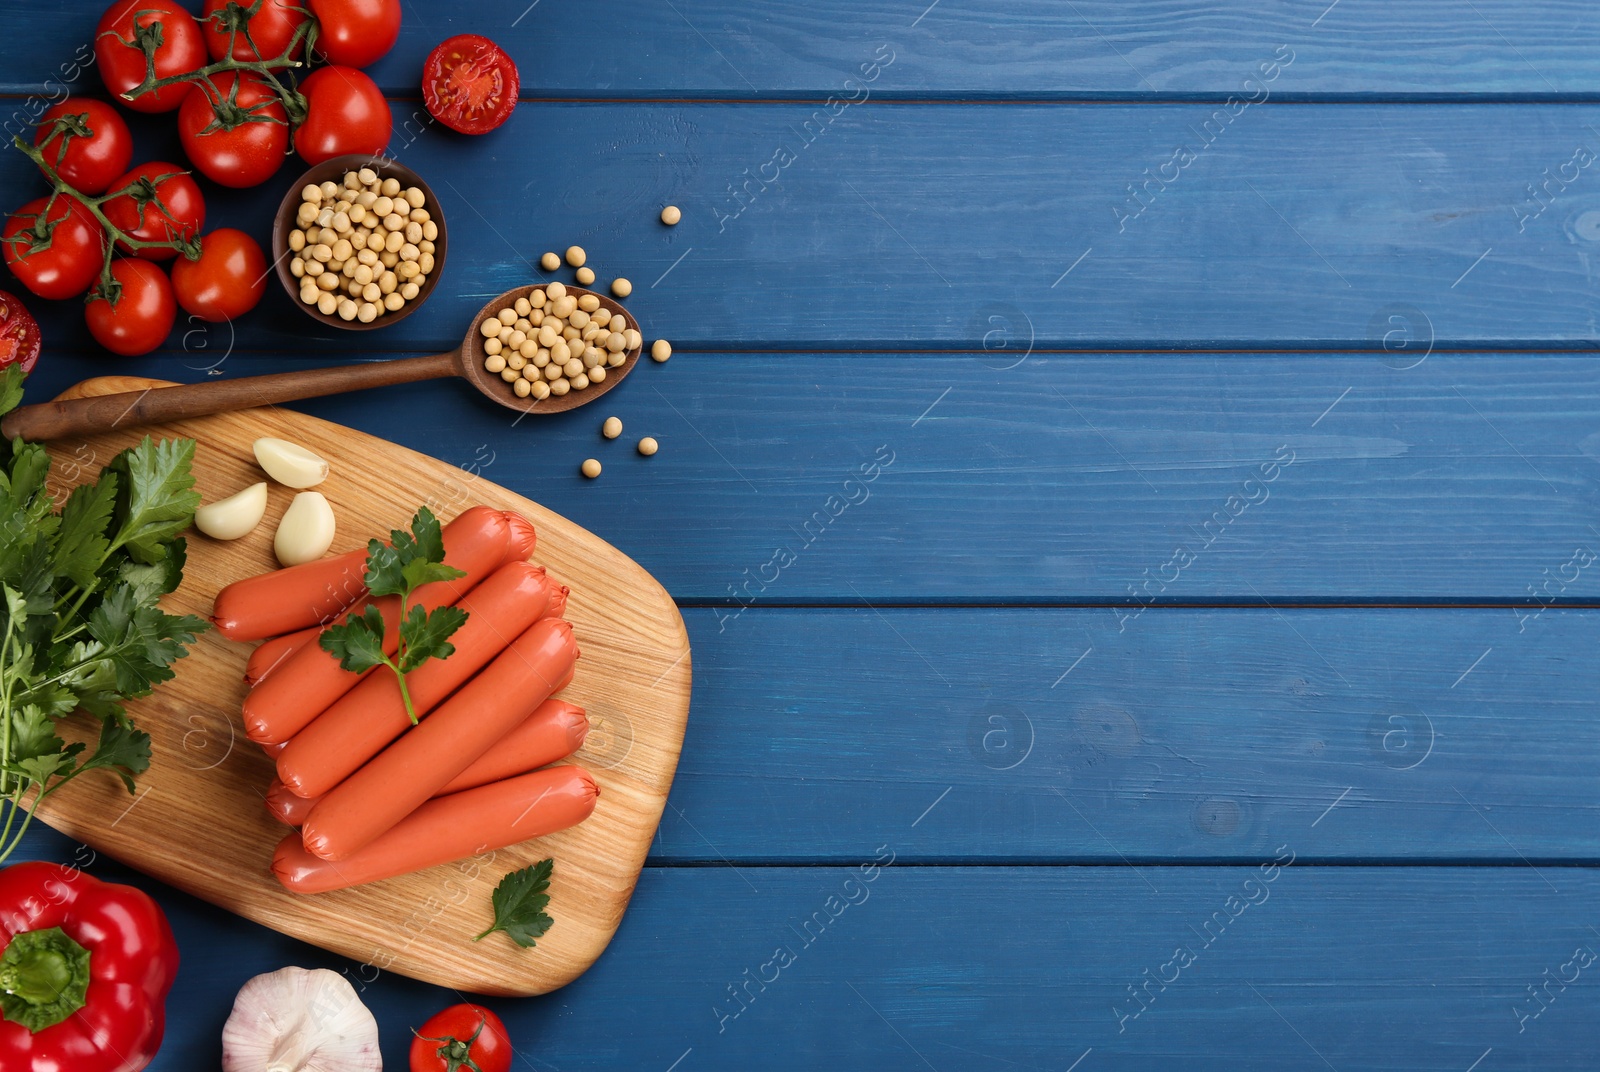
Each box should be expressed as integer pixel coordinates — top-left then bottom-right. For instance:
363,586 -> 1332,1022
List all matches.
195,482 -> 268,540
254,436 -> 329,488
274,492 -> 336,566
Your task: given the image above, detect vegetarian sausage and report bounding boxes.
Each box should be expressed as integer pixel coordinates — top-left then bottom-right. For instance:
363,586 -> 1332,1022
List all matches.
302,618 -> 578,860
211,547 -> 368,641
241,506 -> 520,745
272,765 -> 599,893
243,625 -> 321,686
262,699 -> 588,827
275,564 -> 563,797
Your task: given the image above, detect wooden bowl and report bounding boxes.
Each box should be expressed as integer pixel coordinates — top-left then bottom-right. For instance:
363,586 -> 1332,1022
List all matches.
459,285 -> 643,415
271,154 -> 448,332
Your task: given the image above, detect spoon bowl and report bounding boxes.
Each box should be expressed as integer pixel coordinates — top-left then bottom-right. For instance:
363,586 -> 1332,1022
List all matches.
455,285 -> 643,415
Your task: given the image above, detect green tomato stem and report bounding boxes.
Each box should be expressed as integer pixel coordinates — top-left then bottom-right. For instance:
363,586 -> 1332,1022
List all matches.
9,136 -> 203,298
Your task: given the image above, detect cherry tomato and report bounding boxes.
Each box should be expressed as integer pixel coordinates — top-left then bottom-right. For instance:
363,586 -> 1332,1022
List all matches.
410,1004 -> 511,1072
422,35 -> 519,136
310,0 -> 401,68
96,0 -> 206,113
85,259 -> 176,356
169,228 -> 266,323
32,99 -> 133,195
2,196 -> 106,301
202,0 -> 311,62
178,71 -> 289,188
294,66 -> 391,164
102,162 -> 207,262
0,290 -> 42,374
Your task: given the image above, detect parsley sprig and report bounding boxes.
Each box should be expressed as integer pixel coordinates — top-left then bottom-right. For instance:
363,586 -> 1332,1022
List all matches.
474,858 -> 556,947
319,507 -> 468,724
0,365 -> 209,864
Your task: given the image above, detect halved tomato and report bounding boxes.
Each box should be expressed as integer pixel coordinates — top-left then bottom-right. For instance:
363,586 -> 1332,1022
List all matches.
0,290 -> 42,373
421,35 -> 519,135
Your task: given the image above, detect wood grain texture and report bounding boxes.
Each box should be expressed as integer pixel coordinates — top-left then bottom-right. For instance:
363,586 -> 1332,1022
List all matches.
16,834 -> 1600,1072
22,351 -> 1600,603
657,606 -> 1600,862
9,102 -> 1600,352
2,1 -> 1599,98
31,376 -> 693,996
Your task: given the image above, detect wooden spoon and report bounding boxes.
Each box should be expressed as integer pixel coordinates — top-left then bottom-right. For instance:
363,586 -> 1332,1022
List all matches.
0,285 -> 642,442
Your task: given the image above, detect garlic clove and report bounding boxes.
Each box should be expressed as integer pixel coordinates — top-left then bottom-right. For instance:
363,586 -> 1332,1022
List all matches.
195,482 -> 269,540
274,492 -> 336,566
222,966 -> 381,1072
254,437 -> 330,488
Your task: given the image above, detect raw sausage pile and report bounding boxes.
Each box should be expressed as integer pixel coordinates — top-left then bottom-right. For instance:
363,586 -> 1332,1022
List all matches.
210,504 -> 600,894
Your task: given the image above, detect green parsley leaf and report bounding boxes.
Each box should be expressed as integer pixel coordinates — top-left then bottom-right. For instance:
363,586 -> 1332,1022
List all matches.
0,365 -> 24,417
319,604 -> 390,674
323,508 -> 470,724
85,583 -> 207,697
74,718 -> 152,794
396,604 -> 466,673
400,556 -> 466,592
104,436 -> 201,565
115,538 -> 186,604
409,506 -> 447,563
361,538 -> 408,598
7,702 -> 63,766
53,477 -> 118,589
474,859 -> 556,948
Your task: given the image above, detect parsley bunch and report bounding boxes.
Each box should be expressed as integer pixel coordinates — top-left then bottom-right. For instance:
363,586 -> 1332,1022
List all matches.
319,507 -> 468,724
0,366 -> 209,864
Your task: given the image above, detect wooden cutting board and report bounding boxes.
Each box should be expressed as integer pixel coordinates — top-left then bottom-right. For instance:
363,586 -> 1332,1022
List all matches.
32,376 -> 692,997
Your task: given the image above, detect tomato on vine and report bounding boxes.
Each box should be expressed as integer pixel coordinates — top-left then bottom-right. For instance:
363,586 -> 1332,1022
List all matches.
95,0 -> 207,113
32,100 -> 133,195
101,162 -> 207,261
170,228 -> 266,322
2,197 -> 106,301
178,71 -> 290,188
0,291 -> 42,374
311,0 -> 402,68
84,258 -> 177,356
295,65 -> 391,164
410,1004 -> 512,1072
203,0 -> 312,62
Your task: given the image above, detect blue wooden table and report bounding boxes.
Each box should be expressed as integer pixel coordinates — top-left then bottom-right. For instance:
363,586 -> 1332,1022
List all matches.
6,1 -> 1600,1067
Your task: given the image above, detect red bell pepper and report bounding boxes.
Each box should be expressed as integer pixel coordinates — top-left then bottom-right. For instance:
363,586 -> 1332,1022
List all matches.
0,861 -> 178,1072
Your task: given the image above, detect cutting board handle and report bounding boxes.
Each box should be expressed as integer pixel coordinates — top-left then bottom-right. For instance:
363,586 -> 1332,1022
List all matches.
0,352 -> 458,442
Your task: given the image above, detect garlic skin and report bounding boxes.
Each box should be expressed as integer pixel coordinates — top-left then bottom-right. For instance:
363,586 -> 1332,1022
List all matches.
195,482 -> 269,540
221,967 -> 381,1072
254,437 -> 330,488
275,492 -> 336,566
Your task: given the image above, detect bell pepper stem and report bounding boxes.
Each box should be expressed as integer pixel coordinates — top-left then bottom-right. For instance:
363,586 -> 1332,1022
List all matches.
0,927 -> 92,1032
0,943 -> 74,1004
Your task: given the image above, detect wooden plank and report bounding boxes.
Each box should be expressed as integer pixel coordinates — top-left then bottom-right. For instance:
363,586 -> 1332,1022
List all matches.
3,1 -> 1600,99
652,606 -> 1600,862
19,352 -> 1600,603
8,102 -> 1600,351
19,827 -> 1600,1070
32,377 -> 693,996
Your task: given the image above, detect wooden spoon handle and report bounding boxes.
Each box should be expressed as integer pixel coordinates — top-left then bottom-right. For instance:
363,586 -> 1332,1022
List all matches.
0,352 -> 459,442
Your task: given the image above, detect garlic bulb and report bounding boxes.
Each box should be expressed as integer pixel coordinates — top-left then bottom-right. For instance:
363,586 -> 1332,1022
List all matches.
195,482 -> 269,540
254,437 -> 330,488
275,492 -> 336,566
221,967 -> 381,1072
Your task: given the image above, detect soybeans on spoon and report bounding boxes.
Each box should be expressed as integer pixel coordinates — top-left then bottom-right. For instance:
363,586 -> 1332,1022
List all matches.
0,285 -> 644,442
